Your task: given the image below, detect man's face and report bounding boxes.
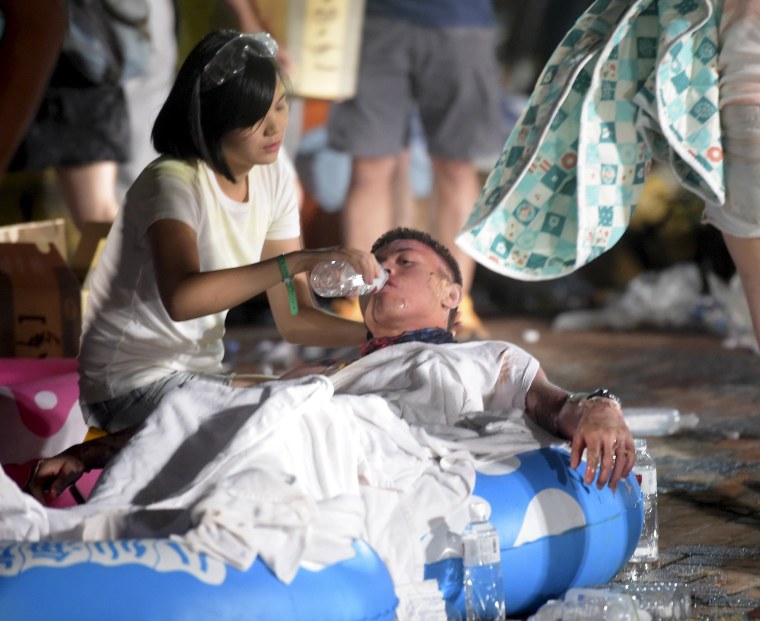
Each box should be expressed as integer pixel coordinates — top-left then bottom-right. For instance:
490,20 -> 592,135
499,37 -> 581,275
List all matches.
362,239 -> 461,337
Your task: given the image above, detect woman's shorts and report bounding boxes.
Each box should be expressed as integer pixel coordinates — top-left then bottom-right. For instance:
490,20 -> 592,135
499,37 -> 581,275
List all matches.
8,84 -> 130,170
81,372 -> 232,433
702,104 -> 760,237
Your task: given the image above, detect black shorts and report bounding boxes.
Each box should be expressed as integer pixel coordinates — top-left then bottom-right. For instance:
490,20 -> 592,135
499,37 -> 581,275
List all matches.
9,83 -> 130,171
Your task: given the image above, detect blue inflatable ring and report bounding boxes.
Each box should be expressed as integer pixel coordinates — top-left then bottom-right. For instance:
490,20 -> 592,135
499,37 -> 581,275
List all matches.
0,538 -> 397,621
425,447 -> 644,617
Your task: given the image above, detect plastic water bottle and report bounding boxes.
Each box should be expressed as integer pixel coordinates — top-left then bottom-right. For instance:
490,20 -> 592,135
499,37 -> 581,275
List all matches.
558,588 -> 639,621
531,583 -> 692,621
310,260 -> 389,297
631,438 -> 659,564
622,407 -> 699,437
606,582 -> 692,619
462,500 -> 506,621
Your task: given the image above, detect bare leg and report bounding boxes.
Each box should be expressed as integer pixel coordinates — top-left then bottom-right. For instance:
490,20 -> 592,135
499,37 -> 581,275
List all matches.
428,156 -> 487,339
343,156 -> 397,250
56,162 -> 120,230
721,232 -> 760,352
118,0 -> 177,199
392,149 -> 421,230
429,156 -> 480,295
333,155 -> 398,321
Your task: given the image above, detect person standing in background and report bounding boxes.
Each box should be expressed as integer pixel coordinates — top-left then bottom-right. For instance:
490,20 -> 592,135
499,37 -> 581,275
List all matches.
327,0 -> 506,340
117,0 -> 179,201
5,0 -> 136,230
702,0 -> 760,353
0,0 -> 67,184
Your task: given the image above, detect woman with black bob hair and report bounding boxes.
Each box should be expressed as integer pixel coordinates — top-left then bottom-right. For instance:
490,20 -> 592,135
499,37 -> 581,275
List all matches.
152,29 -> 280,183
75,29 -> 382,438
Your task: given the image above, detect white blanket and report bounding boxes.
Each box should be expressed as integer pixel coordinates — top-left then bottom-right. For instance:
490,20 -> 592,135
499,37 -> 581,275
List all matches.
0,341 -> 558,586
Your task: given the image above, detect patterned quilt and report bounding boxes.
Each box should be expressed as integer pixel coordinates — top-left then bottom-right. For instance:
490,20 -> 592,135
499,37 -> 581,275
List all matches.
456,0 -> 724,280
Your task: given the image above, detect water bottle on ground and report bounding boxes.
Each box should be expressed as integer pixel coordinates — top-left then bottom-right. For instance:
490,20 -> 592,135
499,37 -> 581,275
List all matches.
310,260 -> 389,297
622,407 -> 699,436
462,500 -> 506,621
531,581 -> 693,621
606,582 -> 692,620
631,438 -> 659,565
557,588 -> 640,621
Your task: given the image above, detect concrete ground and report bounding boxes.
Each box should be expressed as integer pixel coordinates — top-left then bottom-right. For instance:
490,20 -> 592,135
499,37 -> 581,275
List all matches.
226,315 -> 760,620
481,318 -> 760,620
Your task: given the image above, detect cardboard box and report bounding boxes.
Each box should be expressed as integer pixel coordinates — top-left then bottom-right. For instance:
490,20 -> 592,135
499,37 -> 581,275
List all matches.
280,0 -> 366,100
0,220 -> 109,358
0,218 -> 67,258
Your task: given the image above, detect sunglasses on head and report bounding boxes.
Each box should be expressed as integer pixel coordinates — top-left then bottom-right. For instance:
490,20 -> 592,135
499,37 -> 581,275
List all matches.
200,32 -> 279,92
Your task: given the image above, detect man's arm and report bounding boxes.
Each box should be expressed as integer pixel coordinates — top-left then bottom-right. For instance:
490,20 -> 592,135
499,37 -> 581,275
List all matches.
525,367 -> 635,491
223,0 -> 294,72
25,426 -> 139,503
0,0 -> 67,181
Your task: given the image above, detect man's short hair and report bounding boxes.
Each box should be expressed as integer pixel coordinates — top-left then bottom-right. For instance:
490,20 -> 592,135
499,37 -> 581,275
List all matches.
371,227 -> 463,285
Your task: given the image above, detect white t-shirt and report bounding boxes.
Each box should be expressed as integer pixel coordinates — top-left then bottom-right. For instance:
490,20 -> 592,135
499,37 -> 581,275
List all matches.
78,153 -> 300,403
719,0 -> 760,107
331,340 -> 540,426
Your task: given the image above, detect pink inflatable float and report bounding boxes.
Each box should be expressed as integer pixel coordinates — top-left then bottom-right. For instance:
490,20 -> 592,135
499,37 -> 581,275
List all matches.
0,359 -> 100,507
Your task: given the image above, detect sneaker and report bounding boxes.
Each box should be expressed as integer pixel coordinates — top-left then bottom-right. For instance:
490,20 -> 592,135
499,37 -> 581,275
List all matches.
454,295 -> 490,341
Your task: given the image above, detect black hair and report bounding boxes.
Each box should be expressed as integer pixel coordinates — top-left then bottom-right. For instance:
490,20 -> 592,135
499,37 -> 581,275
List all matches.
371,227 -> 463,330
151,29 -> 289,183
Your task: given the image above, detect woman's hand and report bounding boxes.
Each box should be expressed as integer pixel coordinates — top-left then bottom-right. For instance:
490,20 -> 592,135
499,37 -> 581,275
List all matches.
290,246 -> 384,291
262,239 -> 371,347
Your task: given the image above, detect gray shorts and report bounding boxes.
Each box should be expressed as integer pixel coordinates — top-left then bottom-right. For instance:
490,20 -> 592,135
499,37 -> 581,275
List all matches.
327,14 -> 506,160
703,104 -> 760,237
81,372 -> 232,433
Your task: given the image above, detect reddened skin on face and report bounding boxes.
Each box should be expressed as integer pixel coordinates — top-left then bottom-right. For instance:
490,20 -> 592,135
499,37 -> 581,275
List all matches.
362,239 -> 462,337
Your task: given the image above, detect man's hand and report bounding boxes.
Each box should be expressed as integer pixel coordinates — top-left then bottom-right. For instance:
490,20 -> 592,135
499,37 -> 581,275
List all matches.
525,368 -> 635,491
561,398 -> 635,492
24,425 -> 139,503
25,449 -> 87,503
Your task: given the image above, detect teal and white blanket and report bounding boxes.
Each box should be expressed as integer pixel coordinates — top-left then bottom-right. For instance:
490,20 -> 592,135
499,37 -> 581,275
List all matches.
457,0 -> 724,280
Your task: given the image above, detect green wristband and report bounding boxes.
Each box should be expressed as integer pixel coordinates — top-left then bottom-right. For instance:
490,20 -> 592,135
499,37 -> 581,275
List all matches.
277,254 -> 298,315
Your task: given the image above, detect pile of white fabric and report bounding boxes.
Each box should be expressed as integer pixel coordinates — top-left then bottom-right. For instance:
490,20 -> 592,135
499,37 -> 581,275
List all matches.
0,341 -> 558,588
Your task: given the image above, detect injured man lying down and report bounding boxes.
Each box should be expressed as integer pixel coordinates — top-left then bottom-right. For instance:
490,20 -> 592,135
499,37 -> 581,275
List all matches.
1,227 -> 634,588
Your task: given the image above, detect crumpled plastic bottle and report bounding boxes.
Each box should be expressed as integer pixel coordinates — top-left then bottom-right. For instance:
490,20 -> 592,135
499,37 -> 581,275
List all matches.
528,582 -> 692,621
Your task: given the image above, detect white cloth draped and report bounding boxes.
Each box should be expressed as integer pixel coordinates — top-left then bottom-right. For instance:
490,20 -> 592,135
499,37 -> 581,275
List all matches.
0,341 -> 558,587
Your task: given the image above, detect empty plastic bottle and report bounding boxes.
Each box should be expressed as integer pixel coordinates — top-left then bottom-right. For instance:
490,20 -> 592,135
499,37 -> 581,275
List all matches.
462,500 -> 506,621
310,260 -> 389,297
631,438 -> 659,564
559,588 -> 639,621
605,581 -> 692,620
622,407 -> 699,437
531,582 -> 693,621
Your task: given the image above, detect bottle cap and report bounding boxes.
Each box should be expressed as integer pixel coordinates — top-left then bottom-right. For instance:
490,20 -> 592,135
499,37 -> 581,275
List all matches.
468,499 -> 491,523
